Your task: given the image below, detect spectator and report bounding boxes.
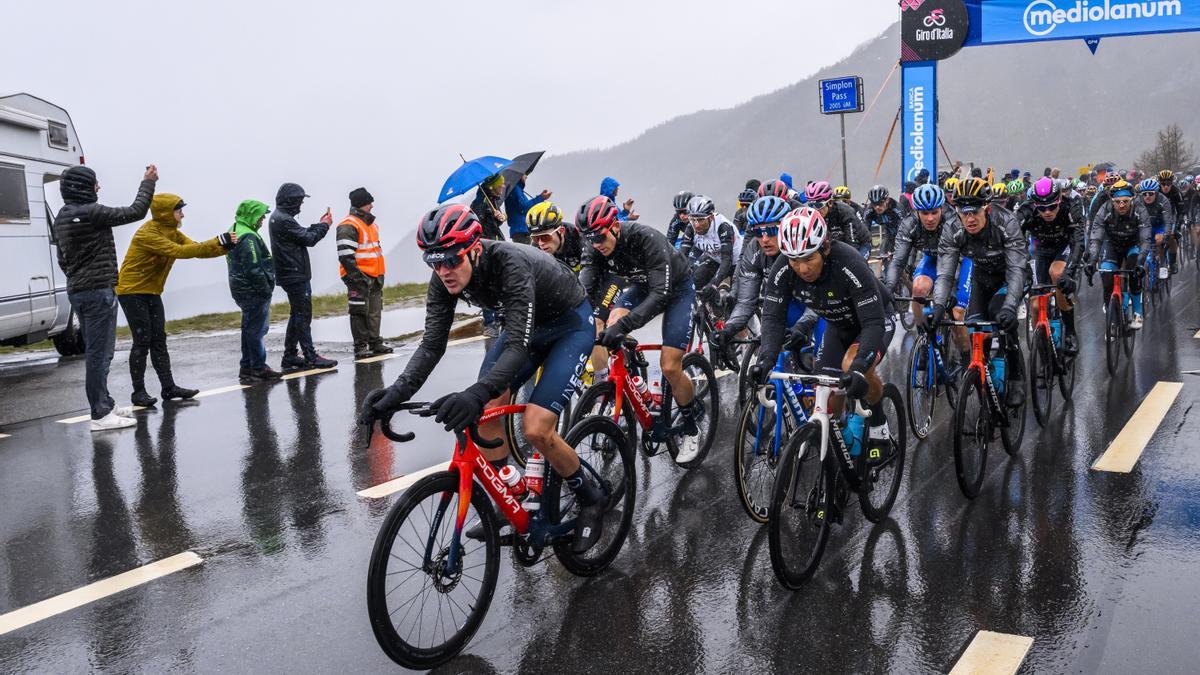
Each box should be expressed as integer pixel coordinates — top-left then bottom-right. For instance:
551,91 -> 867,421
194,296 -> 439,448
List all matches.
116,193 -> 236,406
502,174 -> 550,245
337,187 -> 391,359
269,183 -> 336,371
779,172 -> 794,190
226,199 -> 280,384
600,176 -> 638,220
52,164 -> 157,432
471,174 -> 507,240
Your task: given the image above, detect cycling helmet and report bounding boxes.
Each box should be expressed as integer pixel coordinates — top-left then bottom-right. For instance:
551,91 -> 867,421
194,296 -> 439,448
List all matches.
417,204 -> 482,262
1185,174 -> 1195,183
1109,180 -> 1134,198
686,194 -> 716,218
747,196 -> 791,226
990,183 -> 1009,201
833,185 -> 852,201
577,196 -> 620,234
672,190 -> 694,211
1158,169 -> 1175,184
1195,175 -> 1200,186
778,207 -> 828,258
1031,176 -> 1060,205
1137,178 -> 1160,193
956,177 -> 991,208
758,179 -> 790,199
737,188 -> 759,206
867,185 -> 889,204
526,201 -> 564,234
805,180 -> 833,202
1006,180 -> 1025,195
911,184 -> 946,211
1102,173 -> 1120,187
944,176 -> 960,193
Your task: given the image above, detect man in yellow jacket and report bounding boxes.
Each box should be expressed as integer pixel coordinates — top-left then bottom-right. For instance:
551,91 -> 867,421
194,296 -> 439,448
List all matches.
116,193 -> 237,406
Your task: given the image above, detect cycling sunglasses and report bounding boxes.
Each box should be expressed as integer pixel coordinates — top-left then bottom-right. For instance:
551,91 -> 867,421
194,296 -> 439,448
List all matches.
749,226 -> 780,237
425,251 -> 467,271
530,229 -> 560,243
807,200 -> 828,210
1111,197 -> 1133,207
1035,200 -> 1061,212
586,228 -> 613,244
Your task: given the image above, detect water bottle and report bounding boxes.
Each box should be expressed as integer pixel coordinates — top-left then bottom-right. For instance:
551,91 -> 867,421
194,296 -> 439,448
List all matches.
990,357 -> 1007,395
523,453 -> 545,512
844,413 -> 864,457
1050,318 -> 1062,347
631,375 -> 652,405
650,380 -> 664,409
498,465 -> 527,499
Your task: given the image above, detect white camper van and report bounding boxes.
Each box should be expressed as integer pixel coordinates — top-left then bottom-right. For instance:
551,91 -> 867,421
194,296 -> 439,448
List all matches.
0,93 -> 85,356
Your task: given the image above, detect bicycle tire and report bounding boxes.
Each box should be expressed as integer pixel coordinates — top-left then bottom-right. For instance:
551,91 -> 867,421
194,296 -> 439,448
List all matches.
666,352 -> 721,469
858,383 -> 907,523
1030,328 -> 1054,427
1058,337 -> 1077,400
905,333 -> 936,440
1122,298 -> 1135,358
367,472 -> 500,670
767,425 -> 833,589
1105,295 -> 1121,375
734,394 -> 788,523
573,380 -> 639,450
505,384 -> 572,467
1000,347 -> 1027,456
553,415 -> 636,576
736,341 -> 760,411
953,370 -> 988,499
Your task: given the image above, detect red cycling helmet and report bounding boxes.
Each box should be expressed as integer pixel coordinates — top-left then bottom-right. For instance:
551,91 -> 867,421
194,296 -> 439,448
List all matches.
417,204 -> 482,264
758,179 -> 790,199
577,196 -> 620,235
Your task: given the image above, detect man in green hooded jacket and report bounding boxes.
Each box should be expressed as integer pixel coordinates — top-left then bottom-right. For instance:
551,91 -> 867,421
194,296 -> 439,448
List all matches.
227,200 -> 280,383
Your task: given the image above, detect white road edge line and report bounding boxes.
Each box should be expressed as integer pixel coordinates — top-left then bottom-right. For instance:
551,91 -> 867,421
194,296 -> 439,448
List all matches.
358,462 -> 451,499
1092,380 -> 1183,473
1194,328 -> 1200,339
194,384 -> 250,399
355,353 -> 398,364
57,406 -> 147,424
447,335 -> 487,347
0,551 -> 203,636
0,433 -> 9,440
280,366 -> 338,381
949,630 -> 1033,675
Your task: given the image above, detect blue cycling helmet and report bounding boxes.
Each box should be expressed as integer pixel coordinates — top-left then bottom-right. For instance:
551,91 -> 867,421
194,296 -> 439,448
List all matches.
911,184 -> 945,211
747,196 -> 791,225
1137,178 -> 1160,193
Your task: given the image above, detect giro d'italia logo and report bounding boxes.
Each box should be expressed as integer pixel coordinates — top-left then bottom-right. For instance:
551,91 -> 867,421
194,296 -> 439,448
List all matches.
1023,0 -> 1184,37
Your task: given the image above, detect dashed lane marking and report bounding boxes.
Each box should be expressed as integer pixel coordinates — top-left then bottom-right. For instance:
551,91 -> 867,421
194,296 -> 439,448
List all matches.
56,407 -> 146,424
0,551 -> 203,636
1092,380 -> 1184,473
949,630 -> 1033,675
194,384 -> 250,398
0,433 -> 9,439
357,462 -> 451,499
280,367 -> 338,381
1194,329 -> 1200,339
354,353 -> 397,364
447,335 -> 487,347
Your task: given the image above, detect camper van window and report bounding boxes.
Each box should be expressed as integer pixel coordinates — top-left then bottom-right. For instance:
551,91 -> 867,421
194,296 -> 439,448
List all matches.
47,121 -> 69,150
0,163 -> 31,224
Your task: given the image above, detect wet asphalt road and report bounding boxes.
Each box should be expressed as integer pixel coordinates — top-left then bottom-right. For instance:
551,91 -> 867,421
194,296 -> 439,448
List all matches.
1,273 -> 1199,674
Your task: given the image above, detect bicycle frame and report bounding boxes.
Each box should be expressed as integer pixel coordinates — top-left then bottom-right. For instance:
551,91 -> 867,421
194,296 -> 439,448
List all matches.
958,323 -> 1008,424
1029,285 -> 1060,360
605,344 -> 658,430
767,372 -> 866,492
753,352 -> 814,461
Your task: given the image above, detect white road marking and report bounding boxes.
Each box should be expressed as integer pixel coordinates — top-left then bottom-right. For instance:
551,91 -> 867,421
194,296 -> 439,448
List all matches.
0,433 -> 9,439
57,407 -> 146,424
280,367 -> 338,381
0,551 -> 203,636
354,353 -> 398,364
357,462 -> 451,499
1092,381 -> 1183,473
949,630 -> 1033,675
194,384 -> 250,398
715,369 -> 735,379
1194,329 -> 1200,339
447,335 -> 487,347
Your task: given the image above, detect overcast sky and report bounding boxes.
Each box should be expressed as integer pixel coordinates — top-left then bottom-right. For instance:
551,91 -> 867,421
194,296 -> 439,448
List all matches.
2,0 -> 896,313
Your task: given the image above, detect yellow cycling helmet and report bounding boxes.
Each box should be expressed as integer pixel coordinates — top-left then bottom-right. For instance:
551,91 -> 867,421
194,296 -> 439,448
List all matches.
526,201 -> 564,234
944,176 -> 960,192
955,176 -> 990,207
833,185 -> 852,201
990,183 -> 1009,200
1158,169 -> 1175,184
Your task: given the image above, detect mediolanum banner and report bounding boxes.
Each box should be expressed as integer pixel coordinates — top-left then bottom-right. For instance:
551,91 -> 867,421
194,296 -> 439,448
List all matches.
901,61 -> 937,185
965,0 -> 1200,46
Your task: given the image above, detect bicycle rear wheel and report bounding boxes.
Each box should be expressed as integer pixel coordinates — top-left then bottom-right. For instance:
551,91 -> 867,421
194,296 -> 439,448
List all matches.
1000,347 -> 1027,456
953,371 -> 989,499
767,425 -> 833,589
1105,295 -> 1121,375
905,334 -> 936,440
505,383 -> 572,467
858,383 -> 906,523
1122,300 -> 1136,357
367,472 -> 500,670
1030,329 -> 1054,427
736,340 -> 760,411
667,352 -> 720,469
734,394 -> 790,523
573,380 -> 639,451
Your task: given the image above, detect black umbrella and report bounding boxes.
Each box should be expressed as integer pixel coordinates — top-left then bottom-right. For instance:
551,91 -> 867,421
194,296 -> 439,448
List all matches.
500,151 -> 546,201
1092,161 -> 1116,173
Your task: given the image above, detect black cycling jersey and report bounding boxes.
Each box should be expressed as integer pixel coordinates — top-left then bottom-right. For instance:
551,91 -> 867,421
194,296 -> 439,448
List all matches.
824,201 -> 871,249
1015,195 -> 1085,267
553,222 -> 585,272
580,221 -> 691,330
885,209 -> 961,290
933,206 -> 1028,313
1161,185 -> 1183,222
863,201 -> 904,255
679,217 -> 737,292
1141,193 -> 1176,230
397,240 -> 587,399
726,237 -> 777,332
1088,200 -> 1153,265
666,213 -> 688,246
759,240 -> 891,370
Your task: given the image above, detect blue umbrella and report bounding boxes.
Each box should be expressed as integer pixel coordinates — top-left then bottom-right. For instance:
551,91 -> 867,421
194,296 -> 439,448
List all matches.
438,155 -> 513,203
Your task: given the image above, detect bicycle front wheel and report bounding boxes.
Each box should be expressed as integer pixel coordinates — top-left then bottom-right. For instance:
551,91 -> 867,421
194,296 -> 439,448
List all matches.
905,334 -> 936,440
1105,295 -> 1121,375
1030,329 -> 1054,427
768,425 -> 833,589
953,371 -> 989,499
859,383 -> 907,523
367,472 -> 500,670
734,393 -> 790,523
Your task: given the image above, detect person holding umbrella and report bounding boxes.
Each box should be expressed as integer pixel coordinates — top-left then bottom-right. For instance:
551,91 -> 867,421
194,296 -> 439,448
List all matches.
500,151 -> 551,245
471,174 -> 508,241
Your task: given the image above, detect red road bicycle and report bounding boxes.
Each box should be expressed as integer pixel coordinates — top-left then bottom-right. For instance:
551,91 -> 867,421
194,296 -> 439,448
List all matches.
1027,283 -> 1078,426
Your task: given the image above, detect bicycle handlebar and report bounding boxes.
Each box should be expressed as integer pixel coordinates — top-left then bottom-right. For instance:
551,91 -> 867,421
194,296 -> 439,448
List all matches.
892,295 -> 931,305
373,402 -> 504,449
764,372 -> 872,417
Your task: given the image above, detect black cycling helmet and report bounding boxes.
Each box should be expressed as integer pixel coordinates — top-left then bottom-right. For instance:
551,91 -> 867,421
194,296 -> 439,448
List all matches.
737,188 -> 758,205
672,190 -> 694,211
758,179 -> 790,199
867,185 -> 889,204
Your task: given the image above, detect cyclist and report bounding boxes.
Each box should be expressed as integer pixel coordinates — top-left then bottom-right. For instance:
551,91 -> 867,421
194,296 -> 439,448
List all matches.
931,177 -> 1029,406
360,204 -> 606,552
1157,171 -> 1183,273
806,181 -> 871,258
1087,172 -> 1122,224
756,207 -> 897,456
527,202 -> 582,272
733,187 -> 758,236
1006,179 -> 1027,208
759,179 -> 801,208
833,185 -> 862,213
885,184 -> 968,330
679,194 -> 742,306
1087,179 -> 1152,329
1015,177 -> 1085,353
863,185 -> 904,258
667,190 -> 694,247
577,196 -> 708,462
991,182 -> 1011,209
1137,178 -> 1177,279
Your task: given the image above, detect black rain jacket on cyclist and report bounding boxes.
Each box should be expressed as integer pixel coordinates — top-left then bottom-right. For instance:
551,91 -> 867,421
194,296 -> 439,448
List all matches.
395,240 -> 586,400
759,240 -> 891,371
726,236 -> 791,333
1014,194 -> 1086,269
824,201 -> 872,250
885,209 -> 962,291
1161,186 -> 1183,225
863,200 -> 904,256
1087,188 -> 1112,224
1088,200 -> 1152,266
666,213 -> 687,247
933,206 -> 1027,313
553,222 -> 585,272
580,221 -> 691,330
1141,193 -> 1176,232
679,214 -> 741,293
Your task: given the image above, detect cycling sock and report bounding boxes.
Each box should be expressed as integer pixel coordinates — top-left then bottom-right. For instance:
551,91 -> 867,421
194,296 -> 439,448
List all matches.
1132,293 -> 1143,315
565,467 -> 602,506
1062,307 -> 1075,334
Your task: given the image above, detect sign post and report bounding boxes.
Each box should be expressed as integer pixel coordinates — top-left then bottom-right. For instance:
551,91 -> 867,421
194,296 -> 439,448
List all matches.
819,76 -> 864,188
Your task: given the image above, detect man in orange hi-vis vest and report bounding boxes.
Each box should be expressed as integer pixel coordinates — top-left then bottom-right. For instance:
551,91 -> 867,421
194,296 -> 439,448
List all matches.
338,187 -> 391,358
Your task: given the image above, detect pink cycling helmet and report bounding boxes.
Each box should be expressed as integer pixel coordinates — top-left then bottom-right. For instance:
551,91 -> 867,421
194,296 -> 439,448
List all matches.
805,180 -> 833,202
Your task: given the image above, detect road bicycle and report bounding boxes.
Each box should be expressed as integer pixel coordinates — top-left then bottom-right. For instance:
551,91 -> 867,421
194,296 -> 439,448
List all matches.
1027,283 -> 1078,426
1144,245 -> 1170,310
365,402 -> 632,670
943,319 -> 1027,499
766,371 -> 906,588
1090,268 -> 1136,375
571,337 -> 719,469
894,295 -> 960,440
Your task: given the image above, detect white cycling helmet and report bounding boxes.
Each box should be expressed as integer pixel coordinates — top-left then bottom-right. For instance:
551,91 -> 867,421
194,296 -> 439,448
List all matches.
778,207 -> 827,258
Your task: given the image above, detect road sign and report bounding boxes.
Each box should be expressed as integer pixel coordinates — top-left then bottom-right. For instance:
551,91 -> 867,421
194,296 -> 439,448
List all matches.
818,76 -> 864,115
